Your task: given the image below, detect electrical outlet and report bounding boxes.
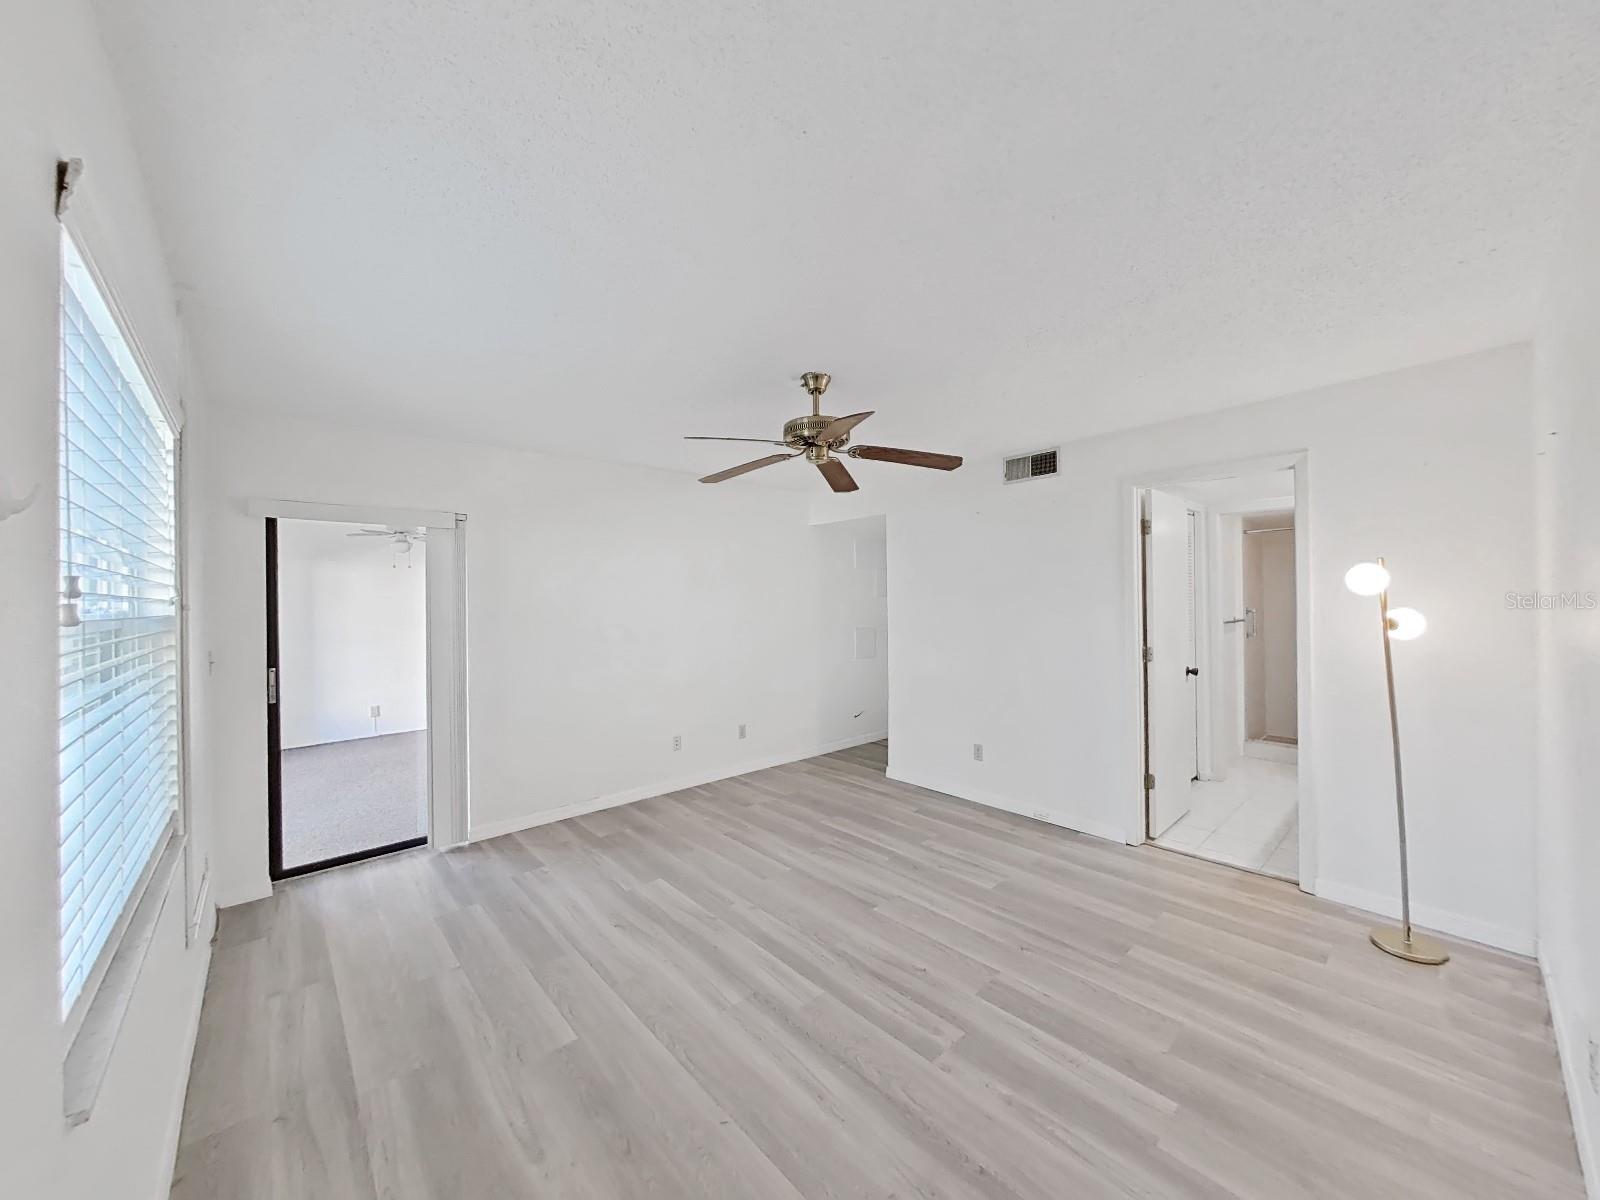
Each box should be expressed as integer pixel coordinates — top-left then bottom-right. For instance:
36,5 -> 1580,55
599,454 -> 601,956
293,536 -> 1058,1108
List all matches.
973,743 -> 984,762
1587,1038 -> 1598,1093
369,704 -> 381,718
672,734 -> 682,751
738,723 -> 747,740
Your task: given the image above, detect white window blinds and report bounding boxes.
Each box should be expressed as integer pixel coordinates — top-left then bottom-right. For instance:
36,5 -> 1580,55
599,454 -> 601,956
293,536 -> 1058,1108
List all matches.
58,230 -> 180,1016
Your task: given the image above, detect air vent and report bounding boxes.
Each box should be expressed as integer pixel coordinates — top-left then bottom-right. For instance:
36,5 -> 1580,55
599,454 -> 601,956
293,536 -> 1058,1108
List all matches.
1003,448 -> 1059,483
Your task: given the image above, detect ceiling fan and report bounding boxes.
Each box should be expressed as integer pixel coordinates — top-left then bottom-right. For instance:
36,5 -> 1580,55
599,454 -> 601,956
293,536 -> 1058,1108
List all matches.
347,526 -> 426,551
686,372 -> 963,492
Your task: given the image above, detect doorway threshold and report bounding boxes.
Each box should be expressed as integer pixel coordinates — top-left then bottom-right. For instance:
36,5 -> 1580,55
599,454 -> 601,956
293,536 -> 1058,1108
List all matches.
1146,837 -> 1296,884
1148,759 -> 1298,880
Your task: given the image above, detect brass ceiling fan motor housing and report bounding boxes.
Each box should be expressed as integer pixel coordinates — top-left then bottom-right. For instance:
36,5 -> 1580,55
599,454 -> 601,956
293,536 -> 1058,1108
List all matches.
792,370 -> 850,456
687,369 -> 963,491
799,371 -> 831,400
784,413 -> 845,448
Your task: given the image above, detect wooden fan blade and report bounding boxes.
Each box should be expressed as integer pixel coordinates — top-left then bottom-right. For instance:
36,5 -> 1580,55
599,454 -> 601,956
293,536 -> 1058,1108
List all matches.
699,453 -> 794,484
685,436 -> 790,445
817,411 -> 874,443
816,458 -> 859,493
848,445 -> 963,471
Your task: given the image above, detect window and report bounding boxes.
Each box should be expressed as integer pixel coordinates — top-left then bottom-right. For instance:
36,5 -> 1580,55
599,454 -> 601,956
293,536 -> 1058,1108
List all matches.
57,230 -> 180,1017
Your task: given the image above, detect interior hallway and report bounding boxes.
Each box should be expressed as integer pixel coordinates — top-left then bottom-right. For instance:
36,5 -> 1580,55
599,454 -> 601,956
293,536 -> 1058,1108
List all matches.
172,747 -> 1580,1199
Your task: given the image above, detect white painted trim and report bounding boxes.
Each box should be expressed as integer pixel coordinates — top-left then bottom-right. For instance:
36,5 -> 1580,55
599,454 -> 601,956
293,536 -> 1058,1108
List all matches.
176,431 -> 202,947
1125,483 -> 1149,838
1542,948 -> 1599,1199
1122,451 -> 1314,892
1191,502 -> 1218,781
1290,454 -> 1317,892
887,769 -> 1131,846
425,519 -> 471,847
158,905 -> 215,1200
467,732 -> 887,842
1314,878 -> 1534,956
247,498 -> 460,530
58,212 -> 185,430
264,504 -> 471,859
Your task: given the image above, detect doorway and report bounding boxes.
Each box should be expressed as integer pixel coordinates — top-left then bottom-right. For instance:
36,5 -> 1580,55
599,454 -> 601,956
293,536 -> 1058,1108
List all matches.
266,517 -> 432,878
1138,464 -> 1303,882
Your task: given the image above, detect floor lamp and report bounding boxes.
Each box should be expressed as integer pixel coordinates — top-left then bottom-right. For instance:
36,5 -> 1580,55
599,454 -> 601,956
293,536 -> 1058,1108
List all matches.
1344,558 -> 1449,966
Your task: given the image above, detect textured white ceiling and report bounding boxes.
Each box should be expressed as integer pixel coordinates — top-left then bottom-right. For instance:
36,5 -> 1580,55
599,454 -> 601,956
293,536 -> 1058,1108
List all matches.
93,1 -> 1600,482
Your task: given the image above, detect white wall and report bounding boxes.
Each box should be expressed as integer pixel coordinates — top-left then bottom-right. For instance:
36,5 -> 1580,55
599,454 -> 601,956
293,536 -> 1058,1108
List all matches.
277,520 -> 429,748
1212,512 -> 1245,774
869,345 -> 1537,952
1534,139 -> 1600,1194
1243,516 -> 1297,742
1258,528 -> 1297,740
0,2 -> 216,1196
198,411 -> 890,906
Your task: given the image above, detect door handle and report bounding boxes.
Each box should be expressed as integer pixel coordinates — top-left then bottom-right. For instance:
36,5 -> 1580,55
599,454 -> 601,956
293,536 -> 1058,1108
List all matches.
1185,667 -> 1199,677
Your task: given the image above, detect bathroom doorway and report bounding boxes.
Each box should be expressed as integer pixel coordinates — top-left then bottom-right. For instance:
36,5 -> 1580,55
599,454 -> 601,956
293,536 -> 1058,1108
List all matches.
1138,462 -> 1304,882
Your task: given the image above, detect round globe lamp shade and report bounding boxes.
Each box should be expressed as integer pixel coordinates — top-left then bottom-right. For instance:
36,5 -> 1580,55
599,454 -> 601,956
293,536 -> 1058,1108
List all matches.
1386,606 -> 1427,641
1344,561 -> 1392,596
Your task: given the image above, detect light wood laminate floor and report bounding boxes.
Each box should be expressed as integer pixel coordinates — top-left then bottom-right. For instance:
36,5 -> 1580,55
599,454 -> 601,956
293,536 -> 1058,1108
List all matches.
173,742 -> 1585,1198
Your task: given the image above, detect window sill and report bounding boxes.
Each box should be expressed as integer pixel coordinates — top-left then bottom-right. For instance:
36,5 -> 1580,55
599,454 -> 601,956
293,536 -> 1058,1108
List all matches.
62,831 -> 184,1127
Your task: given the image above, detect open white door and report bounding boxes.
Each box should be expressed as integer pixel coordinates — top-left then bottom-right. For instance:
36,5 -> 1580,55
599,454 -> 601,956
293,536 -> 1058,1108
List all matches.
1145,488 -> 1195,837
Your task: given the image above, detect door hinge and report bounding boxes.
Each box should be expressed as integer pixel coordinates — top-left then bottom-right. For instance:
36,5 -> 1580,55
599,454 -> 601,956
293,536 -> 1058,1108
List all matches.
1141,518 -> 1152,534
267,667 -> 278,705
1142,646 -> 1153,663
1144,772 -> 1156,791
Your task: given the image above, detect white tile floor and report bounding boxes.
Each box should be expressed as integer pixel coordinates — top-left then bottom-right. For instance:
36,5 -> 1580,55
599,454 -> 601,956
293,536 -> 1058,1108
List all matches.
1151,757 -> 1298,879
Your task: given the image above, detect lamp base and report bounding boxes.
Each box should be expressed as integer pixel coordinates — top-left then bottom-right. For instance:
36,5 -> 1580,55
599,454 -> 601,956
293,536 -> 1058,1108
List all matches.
1369,925 -> 1450,965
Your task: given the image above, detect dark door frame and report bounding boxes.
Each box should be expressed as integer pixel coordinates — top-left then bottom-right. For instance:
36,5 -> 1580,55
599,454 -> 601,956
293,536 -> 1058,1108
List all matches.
265,516 -> 428,881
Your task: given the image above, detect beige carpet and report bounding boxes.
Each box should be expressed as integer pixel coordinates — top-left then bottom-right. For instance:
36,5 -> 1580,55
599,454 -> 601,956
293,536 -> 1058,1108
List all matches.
281,731 -> 426,868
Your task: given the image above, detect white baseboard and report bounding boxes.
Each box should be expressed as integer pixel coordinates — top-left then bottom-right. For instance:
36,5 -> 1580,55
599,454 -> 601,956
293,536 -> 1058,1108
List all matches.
1543,947 -> 1599,1199
466,731 -> 889,842
884,769 -> 1132,846
282,727 -> 428,752
1312,878 -> 1535,956
1243,738 -> 1298,763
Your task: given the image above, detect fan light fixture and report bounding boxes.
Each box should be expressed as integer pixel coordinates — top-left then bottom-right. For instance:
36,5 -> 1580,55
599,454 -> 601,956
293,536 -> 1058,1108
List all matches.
686,371 -> 964,492
347,526 -> 425,550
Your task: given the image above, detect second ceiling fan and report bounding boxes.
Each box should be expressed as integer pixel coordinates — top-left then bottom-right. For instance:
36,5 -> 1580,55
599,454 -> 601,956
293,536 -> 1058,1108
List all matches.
687,372 -> 963,492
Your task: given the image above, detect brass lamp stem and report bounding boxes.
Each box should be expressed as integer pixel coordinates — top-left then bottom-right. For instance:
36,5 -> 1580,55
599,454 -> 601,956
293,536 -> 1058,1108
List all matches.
1368,555 -> 1448,965
1376,559 -> 1411,940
